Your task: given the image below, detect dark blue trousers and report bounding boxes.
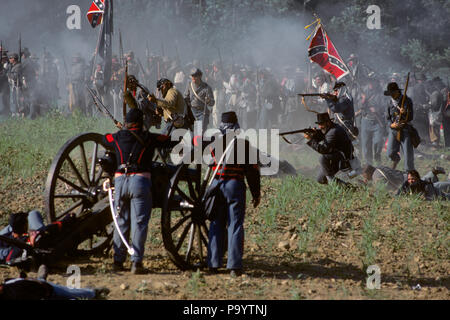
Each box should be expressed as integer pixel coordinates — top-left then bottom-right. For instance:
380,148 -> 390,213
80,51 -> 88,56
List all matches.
207,179 -> 246,270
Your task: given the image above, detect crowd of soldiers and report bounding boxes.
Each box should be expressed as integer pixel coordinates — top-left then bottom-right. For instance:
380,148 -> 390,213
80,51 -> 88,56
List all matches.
0,47 -> 59,119
1,44 -> 449,160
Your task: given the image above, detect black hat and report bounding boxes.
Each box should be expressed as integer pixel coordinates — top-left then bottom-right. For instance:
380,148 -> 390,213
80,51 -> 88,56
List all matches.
315,113 -> 332,124
8,53 -> 19,60
221,111 -> 238,124
125,108 -> 143,125
9,212 -> 28,235
190,68 -> 202,77
333,82 -> 346,90
156,78 -> 171,90
384,82 -> 402,96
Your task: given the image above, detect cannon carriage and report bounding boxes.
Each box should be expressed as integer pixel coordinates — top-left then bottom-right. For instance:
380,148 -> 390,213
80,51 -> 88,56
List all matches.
37,131 -> 212,270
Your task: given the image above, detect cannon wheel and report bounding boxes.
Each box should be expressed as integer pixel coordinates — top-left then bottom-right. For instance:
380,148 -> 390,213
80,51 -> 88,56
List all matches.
44,132 -> 113,255
161,164 -> 210,270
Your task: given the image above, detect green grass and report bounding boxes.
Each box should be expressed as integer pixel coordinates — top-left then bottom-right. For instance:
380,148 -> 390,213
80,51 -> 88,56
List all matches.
1,114 -> 449,299
0,111 -> 116,185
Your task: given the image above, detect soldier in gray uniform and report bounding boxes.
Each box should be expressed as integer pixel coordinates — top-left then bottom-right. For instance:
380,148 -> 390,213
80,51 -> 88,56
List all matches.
21,49 -> 40,118
428,77 -> 445,148
184,68 -> 215,132
359,77 -> 385,165
410,73 -> 430,145
6,53 -> 23,116
41,51 -> 59,108
69,53 -> 87,115
0,48 -> 10,116
125,51 -> 140,79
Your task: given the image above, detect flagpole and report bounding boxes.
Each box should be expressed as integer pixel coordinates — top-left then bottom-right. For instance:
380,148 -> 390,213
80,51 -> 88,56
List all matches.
91,2 -> 106,82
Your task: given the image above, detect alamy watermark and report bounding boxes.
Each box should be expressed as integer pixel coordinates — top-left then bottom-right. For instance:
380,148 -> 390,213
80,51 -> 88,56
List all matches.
366,265 -> 381,289
66,5 -> 81,30
66,264 -> 81,289
366,5 -> 381,30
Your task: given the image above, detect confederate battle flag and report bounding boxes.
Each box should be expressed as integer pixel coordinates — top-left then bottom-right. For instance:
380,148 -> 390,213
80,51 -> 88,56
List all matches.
308,25 -> 349,80
87,0 -> 105,28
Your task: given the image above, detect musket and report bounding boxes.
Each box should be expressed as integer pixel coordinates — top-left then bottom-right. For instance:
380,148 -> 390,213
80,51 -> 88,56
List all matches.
0,41 -> 3,74
42,46 -> 47,76
217,47 -> 224,73
119,29 -> 124,68
298,93 -> 335,99
87,85 -> 122,128
18,33 -> 22,63
137,57 -> 148,78
278,127 -> 322,144
135,81 -> 162,116
122,60 -> 128,120
161,40 -> 165,57
393,72 -> 410,141
175,40 -> 181,64
145,41 -> 150,71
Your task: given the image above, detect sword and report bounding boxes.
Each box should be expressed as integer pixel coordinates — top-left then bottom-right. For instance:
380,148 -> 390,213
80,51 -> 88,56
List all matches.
103,180 -> 135,256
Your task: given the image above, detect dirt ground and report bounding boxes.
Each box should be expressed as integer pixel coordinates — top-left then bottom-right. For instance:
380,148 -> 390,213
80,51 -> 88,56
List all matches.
0,168 -> 448,300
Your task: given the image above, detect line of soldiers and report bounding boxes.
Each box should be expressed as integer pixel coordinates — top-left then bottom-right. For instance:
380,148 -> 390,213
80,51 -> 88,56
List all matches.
0,46 -> 59,119
1,44 -> 449,160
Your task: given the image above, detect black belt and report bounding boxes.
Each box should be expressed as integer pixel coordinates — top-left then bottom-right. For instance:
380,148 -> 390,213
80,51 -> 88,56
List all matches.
116,164 -> 148,174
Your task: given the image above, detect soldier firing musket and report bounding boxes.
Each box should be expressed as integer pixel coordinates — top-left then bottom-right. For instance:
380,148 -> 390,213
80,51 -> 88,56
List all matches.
278,127 -> 323,145
284,112 -> 358,185
299,81 -> 358,140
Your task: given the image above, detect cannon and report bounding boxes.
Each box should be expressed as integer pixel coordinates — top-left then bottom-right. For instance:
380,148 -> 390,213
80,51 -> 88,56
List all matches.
37,131 -> 211,270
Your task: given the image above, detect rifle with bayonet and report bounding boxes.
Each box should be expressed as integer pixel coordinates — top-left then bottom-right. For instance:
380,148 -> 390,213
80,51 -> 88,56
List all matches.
278,127 -> 324,144
298,92 -> 337,101
87,85 -> 122,129
119,29 -> 124,68
137,57 -> 147,78
124,76 -> 162,129
16,34 -> 23,114
0,41 -> 3,75
122,60 -> 128,121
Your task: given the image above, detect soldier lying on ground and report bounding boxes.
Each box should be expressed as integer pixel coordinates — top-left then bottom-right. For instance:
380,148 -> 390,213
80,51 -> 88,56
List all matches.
360,165 -> 448,194
396,170 -> 449,201
0,210 -> 76,265
0,264 -> 109,300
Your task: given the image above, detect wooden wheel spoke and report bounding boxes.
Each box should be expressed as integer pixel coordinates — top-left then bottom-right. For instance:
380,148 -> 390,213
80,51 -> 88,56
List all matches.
200,222 -> 209,247
60,199 -> 84,217
200,166 -> 212,197
197,224 -> 205,261
187,179 -> 198,201
185,224 -> 195,262
170,214 -> 192,234
66,156 -> 88,188
175,221 -> 192,252
57,175 -> 88,195
90,143 -> 99,183
54,194 -> 86,199
79,143 -> 90,185
94,166 -> 104,186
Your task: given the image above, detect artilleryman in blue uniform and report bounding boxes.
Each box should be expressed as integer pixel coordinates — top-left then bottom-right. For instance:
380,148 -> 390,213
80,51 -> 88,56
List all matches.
205,112 -> 261,276
102,108 -> 179,274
